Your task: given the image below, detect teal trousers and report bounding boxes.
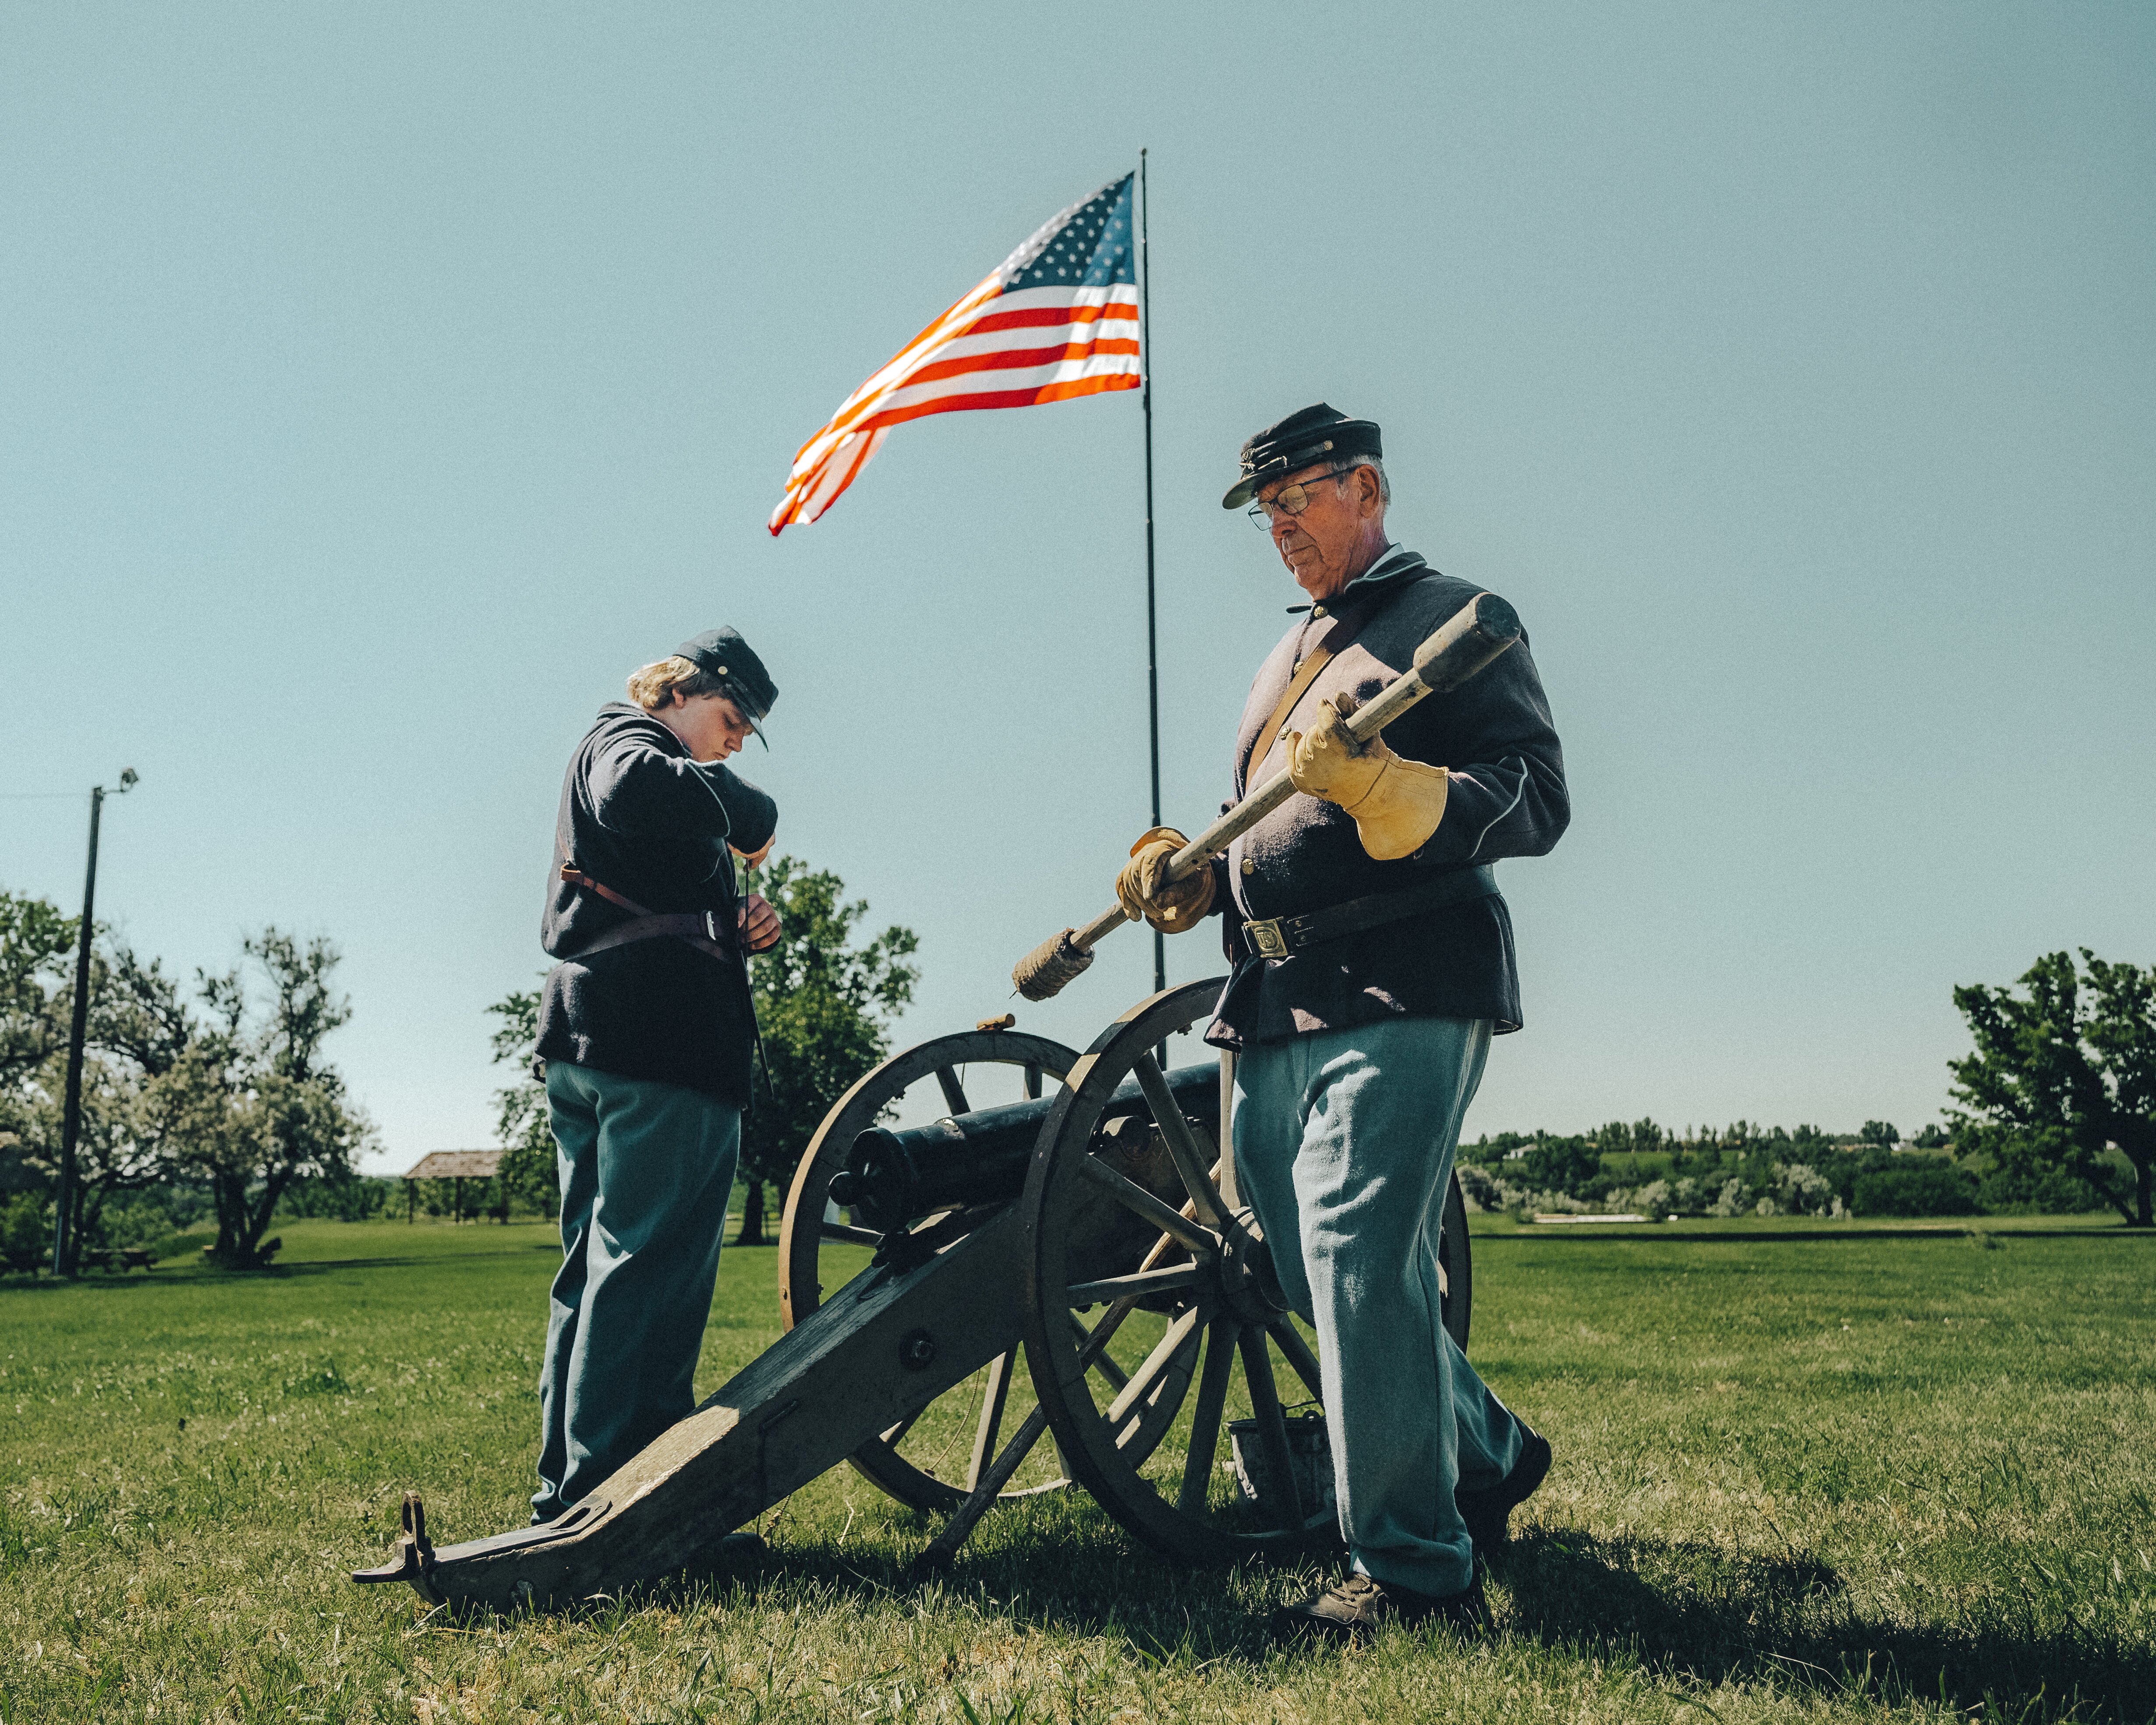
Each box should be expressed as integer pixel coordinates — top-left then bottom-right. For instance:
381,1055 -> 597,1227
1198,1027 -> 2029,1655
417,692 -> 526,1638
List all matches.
533,1060 -> 740,1522
1232,1015 -> 1523,1597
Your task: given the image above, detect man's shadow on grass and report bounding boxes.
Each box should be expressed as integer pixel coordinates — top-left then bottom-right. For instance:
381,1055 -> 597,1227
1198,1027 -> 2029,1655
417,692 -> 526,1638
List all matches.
660,1512 -> 2150,1720
1491,1525 -> 2149,1719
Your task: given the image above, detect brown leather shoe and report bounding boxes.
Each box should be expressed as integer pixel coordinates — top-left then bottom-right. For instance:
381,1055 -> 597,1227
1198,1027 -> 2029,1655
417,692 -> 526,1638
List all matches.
1270,1571 -> 1489,1644
1456,1424 -> 1552,1553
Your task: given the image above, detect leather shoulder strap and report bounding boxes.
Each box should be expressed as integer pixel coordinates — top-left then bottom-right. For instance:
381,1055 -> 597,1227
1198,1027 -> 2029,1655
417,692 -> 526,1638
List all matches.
560,861 -> 652,918
1252,643 -> 1337,771
1240,586 -> 1403,783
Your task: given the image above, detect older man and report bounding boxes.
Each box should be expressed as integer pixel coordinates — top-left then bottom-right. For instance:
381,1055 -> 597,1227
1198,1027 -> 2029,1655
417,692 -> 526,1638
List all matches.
1117,404 -> 1569,1640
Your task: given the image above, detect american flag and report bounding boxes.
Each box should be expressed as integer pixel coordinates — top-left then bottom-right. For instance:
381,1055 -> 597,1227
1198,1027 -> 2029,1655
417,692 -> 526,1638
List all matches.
768,174 -> 1140,535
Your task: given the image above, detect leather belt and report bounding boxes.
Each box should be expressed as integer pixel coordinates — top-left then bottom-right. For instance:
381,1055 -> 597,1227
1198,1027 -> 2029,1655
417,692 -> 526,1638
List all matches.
559,862 -> 737,967
570,909 -> 736,966
1242,864 -> 1498,960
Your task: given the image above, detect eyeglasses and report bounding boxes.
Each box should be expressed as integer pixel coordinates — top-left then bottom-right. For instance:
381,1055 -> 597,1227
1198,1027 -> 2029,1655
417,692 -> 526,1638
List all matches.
1247,468 -> 1355,528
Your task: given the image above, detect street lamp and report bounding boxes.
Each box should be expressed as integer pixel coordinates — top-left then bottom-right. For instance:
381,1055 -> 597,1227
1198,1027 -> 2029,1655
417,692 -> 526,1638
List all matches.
53,767 -> 137,1276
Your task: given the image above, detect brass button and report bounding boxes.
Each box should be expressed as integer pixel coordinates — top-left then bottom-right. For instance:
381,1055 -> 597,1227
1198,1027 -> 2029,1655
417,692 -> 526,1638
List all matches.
1241,857 -> 1255,875
1311,605 -> 1327,619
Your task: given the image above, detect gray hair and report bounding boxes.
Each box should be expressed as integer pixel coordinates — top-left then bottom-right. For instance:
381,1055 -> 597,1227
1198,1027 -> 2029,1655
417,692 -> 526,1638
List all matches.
1329,456 -> 1390,506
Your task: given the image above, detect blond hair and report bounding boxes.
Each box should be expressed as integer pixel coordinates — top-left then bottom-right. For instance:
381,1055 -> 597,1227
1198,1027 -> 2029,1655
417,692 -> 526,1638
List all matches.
625,655 -> 729,712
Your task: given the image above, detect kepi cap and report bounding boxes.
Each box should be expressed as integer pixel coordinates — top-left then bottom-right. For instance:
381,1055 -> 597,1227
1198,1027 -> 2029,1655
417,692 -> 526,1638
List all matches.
675,627 -> 778,746
1222,402 -> 1382,510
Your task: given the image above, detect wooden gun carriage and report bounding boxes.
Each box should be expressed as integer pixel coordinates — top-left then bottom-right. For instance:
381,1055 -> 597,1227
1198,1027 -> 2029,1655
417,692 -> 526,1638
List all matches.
354,976 -> 1473,1609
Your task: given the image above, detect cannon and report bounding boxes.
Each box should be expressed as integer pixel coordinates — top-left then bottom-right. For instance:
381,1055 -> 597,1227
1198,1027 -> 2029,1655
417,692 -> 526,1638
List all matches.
831,1056 -> 1225,1236
353,977 -> 1473,1608
352,593 -> 1512,1609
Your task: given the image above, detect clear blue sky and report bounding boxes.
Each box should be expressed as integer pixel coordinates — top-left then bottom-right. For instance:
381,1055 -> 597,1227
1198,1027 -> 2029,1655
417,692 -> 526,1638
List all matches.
4,4 -> 2151,1171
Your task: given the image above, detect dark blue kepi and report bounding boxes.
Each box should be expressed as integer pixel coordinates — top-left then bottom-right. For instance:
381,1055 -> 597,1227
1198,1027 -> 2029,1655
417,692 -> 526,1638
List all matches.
675,627 -> 778,745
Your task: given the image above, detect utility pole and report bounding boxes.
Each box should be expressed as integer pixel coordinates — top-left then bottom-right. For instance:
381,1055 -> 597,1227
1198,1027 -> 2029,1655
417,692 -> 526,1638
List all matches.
54,767 -> 136,1276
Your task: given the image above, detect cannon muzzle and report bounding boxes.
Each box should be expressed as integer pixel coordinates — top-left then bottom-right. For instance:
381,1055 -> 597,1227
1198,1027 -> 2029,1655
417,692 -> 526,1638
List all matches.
832,1059 -> 1220,1233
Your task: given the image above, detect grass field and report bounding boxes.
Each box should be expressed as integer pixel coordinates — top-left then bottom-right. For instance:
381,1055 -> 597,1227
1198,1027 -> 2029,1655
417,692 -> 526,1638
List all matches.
2,1213 -> 2151,1723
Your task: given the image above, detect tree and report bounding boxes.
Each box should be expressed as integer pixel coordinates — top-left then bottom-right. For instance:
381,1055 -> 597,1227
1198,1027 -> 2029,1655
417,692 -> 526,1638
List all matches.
736,857 -> 919,1245
486,984 -> 558,1219
1519,1133 -> 1602,1198
14,1050 -> 163,1254
60,945 -> 197,1250
1949,949 -> 2155,1228
0,891 -> 76,1198
1854,1162 -> 1979,1217
1859,1120 -> 1900,1150
5,934 -> 191,1254
0,889 -> 75,1088
1593,1118 -> 1666,1178
148,931 -> 375,1265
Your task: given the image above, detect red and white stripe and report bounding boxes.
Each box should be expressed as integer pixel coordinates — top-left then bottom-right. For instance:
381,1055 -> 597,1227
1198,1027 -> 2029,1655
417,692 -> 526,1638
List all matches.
768,278 -> 1141,534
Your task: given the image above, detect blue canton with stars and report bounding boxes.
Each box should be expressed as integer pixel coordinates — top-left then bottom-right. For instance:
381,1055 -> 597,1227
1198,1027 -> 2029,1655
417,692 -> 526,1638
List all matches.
1002,174 -> 1135,291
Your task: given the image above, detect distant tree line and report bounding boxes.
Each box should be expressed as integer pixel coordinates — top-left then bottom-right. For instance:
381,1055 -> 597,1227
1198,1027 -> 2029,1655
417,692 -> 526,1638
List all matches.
1459,1117 -> 2025,1220
9,874 -> 2143,1263
1457,947 -> 2153,1226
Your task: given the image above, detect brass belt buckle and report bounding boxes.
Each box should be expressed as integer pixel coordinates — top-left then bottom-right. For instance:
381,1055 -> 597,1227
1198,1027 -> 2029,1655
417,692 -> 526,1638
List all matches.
1245,916 -> 1289,960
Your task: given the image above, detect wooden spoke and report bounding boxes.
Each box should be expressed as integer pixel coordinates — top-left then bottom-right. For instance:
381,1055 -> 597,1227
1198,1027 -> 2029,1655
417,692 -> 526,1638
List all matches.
1129,1158 -> 1217,1278
1070,1312 -> 1130,1391
1023,1063 -> 1043,1101
916,1405 -> 1052,1571
1237,1326 -> 1303,1527
1106,1303 -> 1207,1427
1177,1317 -> 1240,1514
1265,1318 -> 1325,1403
1073,1294 -> 1140,1368
1075,1155 -> 1215,1257
966,1352 -> 1015,1493
1066,1262 -> 1205,1307
935,1066 -> 970,1116
880,1410 -> 921,1446
1130,1052 -> 1226,1228
820,1222 -> 882,1247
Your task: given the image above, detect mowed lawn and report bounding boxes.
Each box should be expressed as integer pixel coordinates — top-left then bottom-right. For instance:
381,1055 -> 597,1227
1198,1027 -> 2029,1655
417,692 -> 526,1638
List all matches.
1,1215 -> 2151,1724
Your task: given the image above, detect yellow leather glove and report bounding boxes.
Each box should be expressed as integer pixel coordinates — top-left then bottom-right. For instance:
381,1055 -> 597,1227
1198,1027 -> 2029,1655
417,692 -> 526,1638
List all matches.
1114,826 -> 1216,934
1286,695 -> 1451,861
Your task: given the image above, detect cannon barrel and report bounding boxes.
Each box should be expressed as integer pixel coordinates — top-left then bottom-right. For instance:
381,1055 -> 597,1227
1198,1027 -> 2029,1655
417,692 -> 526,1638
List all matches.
832,1059 -> 1220,1233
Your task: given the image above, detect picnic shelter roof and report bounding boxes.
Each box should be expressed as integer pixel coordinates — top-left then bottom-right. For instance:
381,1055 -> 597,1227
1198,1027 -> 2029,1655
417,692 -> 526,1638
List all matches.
404,1149 -> 504,1180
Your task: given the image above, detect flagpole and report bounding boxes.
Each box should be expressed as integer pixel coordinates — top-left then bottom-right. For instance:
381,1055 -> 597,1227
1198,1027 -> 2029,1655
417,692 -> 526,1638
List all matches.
1139,149 -> 1165,997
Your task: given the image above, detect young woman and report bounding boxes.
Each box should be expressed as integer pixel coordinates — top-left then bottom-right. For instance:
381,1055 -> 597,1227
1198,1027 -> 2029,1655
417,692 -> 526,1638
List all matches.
529,628 -> 782,1523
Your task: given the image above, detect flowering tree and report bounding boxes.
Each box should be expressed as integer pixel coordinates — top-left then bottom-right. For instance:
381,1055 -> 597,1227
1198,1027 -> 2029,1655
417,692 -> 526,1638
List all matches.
1950,949 -> 2154,1228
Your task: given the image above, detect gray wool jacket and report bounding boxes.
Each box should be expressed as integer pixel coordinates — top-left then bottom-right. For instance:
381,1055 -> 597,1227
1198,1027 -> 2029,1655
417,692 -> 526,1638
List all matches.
1206,548 -> 1569,1049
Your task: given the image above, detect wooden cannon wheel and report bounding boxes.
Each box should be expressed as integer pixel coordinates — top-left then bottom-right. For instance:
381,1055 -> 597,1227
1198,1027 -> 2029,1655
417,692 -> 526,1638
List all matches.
777,1028 -> 1118,1513
1017,978 -> 1475,1565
